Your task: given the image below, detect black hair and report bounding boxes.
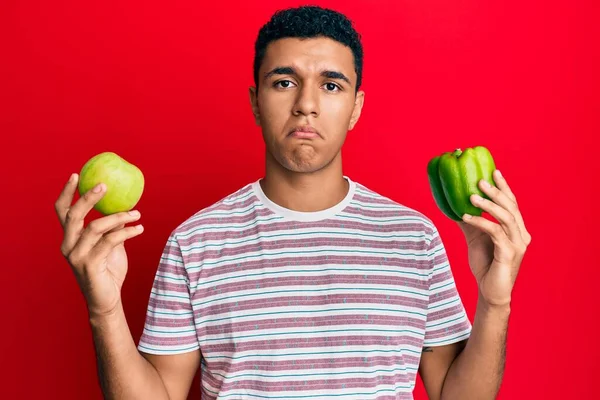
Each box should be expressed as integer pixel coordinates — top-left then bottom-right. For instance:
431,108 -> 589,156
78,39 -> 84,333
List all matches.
253,5 -> 364,92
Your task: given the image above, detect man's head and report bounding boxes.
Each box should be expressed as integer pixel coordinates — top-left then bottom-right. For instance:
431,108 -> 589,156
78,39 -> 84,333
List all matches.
249,5 -> 365,175
253,6 -> 364,93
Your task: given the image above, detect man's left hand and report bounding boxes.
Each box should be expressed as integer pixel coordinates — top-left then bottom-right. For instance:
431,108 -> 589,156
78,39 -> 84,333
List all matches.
458,169 -> 532,307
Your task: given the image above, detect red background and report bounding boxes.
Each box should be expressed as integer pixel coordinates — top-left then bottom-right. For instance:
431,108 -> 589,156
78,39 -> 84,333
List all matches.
2,0 -> 599,398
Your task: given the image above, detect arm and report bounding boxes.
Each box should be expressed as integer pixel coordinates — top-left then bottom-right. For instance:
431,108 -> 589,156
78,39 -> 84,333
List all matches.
90,302 -> 201,400
54,174 -> 200,400
419,297 -> 509,400
420,170 -> 530,399
418,341 -> 466,400
440,298 -> 509,399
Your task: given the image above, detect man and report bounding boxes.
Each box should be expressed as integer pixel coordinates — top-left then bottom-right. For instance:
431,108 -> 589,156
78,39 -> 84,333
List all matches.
55,5 -> 531,400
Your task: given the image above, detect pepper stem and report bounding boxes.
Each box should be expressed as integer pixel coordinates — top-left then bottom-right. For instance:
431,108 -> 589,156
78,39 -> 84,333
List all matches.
452,148 -> 463,157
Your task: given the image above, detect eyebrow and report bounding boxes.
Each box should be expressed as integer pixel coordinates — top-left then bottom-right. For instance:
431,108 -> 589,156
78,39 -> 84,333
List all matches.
264,66 -> 351,85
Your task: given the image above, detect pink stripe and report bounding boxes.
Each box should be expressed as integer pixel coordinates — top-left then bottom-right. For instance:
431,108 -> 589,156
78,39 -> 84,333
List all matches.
160,243 -> 183,259
195,274 -> 428,302
144,315 -> 194,328
178,186 -> 254,230
202,293 -> 427,318
148,297 -> 192,310
177,219 -> 431,247
354,193 -> 398,205
429,235 -> 442,248
345,206 -> 424,219
139,333 -> 197,346
205,355 -> 421,374
179,208 -> 272,234
424,320 -> 471,340
187,237 -> 426,262
426,288 -> 460,304
430,270 -> 453,286
203,196 -> 256,213
188,254 -> 430,282
426,303 -> 468,325
152,280 -> 189,293
202,334 -> 425,355
200,385 -> 217,400
205,370 -> 414,394
431,252 -> 449,266
200,314 -> 426,337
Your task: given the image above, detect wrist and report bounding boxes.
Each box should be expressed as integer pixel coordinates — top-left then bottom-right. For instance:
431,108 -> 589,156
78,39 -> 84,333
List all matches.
88,301 -> 125,327
477,296 -> 511,317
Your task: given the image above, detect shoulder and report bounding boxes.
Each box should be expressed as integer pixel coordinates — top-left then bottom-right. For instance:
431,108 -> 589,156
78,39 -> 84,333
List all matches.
351,180 -> 438,241
169,181 -> 257,240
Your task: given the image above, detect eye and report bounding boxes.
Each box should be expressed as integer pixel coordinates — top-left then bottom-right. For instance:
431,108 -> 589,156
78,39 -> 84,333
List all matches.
323,82 -> 342,92
274,80 -> 296,89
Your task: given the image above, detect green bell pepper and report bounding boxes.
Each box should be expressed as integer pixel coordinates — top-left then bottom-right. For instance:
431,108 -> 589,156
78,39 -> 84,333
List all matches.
427,146 -> 497,221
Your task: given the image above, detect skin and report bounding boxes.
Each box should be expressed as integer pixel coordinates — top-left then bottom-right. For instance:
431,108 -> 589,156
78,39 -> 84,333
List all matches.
54,36 -> 531,400
249,37 -> 364,213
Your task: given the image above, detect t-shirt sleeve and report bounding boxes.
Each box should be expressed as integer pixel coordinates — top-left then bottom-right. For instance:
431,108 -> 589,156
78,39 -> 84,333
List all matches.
423,227 -> 472,347
137,231 -> 200,355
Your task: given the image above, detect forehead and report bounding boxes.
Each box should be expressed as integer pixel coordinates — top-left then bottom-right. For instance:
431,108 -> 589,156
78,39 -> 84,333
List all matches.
261,37 -> 356,80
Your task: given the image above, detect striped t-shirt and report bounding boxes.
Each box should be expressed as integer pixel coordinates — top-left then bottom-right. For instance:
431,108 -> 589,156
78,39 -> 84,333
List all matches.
138,176 -> 472,399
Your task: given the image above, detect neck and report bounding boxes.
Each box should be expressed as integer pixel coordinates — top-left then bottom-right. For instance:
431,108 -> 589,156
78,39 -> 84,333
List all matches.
260,151 -> 349,212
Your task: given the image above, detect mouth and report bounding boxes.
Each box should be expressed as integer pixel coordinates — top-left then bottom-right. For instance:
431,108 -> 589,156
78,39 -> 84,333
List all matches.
288,125 -> 320,139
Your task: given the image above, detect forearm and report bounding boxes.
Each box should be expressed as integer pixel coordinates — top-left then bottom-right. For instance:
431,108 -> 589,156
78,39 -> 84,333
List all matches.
441,296 -> 510,400
89,302 -> 170,400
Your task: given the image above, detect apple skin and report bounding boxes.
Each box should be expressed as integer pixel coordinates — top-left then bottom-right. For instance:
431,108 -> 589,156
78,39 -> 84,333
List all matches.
78,152 -> 145,215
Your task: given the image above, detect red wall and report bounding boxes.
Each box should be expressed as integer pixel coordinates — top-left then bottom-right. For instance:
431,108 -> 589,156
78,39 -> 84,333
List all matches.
2,0 -> 598,398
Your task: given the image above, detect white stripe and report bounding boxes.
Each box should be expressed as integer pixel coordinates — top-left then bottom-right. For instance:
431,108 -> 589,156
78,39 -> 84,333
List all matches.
177,229 -> 428,253
201,342 -> 424,359
205,381 -> 414,399
197,309 -> 427,332
184,246 -> 431,272
191,284 -> 429,309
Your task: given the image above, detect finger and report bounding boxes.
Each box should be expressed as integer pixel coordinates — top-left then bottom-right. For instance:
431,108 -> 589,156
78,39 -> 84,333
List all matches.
492,169 -> 517,204
492,170 -> 531,245
474,179 -> 522,244
71,211 -> 141,261
61,182 -> 107,257
461,214 -> 512,250
107,224 -> 126,234
55,173 -> 79,226
89,225 -> 145,263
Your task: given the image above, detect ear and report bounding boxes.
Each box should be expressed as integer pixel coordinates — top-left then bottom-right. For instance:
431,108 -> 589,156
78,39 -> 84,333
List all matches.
348,90 -> 365,131
249,86 -> 261,126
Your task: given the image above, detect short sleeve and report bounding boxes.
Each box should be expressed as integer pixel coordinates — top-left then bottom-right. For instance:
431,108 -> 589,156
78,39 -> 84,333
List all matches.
137,232 -> 200,355
423,227 -> 472,347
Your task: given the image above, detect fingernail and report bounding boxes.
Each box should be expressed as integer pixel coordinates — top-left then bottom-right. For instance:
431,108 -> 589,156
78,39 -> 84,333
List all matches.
69,174 -> 76,183
135,224 -> 144,231
463,214 -> 472,220
93,183 -> 104,193
481,180 -> 491,189
472,194 -> 483,203
129,210 -> 140,217
496,169 -> 503,179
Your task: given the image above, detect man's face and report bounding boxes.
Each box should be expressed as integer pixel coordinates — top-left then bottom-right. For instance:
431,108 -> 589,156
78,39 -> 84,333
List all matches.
250,37 -> 365,173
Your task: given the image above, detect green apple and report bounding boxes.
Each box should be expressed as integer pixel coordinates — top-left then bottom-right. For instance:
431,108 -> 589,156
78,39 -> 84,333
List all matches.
78,152 -> 145,215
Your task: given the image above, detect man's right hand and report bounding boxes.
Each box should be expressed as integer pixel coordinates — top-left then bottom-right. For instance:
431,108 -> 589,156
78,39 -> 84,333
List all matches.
55,173 -> 145,319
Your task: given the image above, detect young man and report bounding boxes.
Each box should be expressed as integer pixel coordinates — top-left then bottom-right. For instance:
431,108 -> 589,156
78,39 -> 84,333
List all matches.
55,5 -> 531,400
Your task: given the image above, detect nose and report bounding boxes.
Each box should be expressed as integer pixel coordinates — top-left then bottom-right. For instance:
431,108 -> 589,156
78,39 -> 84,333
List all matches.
292,84 -> 320,117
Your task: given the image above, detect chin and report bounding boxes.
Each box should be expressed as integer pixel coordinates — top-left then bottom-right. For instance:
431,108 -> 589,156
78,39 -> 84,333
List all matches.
267,144 -> 339,174
280,153 -> 339,174
282,158 -> 322,173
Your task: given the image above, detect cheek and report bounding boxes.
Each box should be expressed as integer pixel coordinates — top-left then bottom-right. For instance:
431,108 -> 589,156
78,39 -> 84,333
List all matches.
259,94 -> 291,123
322,97 -> 355,130
327,93 -> 354,113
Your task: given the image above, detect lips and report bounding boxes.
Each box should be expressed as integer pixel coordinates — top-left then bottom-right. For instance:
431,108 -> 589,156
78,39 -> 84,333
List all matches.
288,125 -> 320,139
